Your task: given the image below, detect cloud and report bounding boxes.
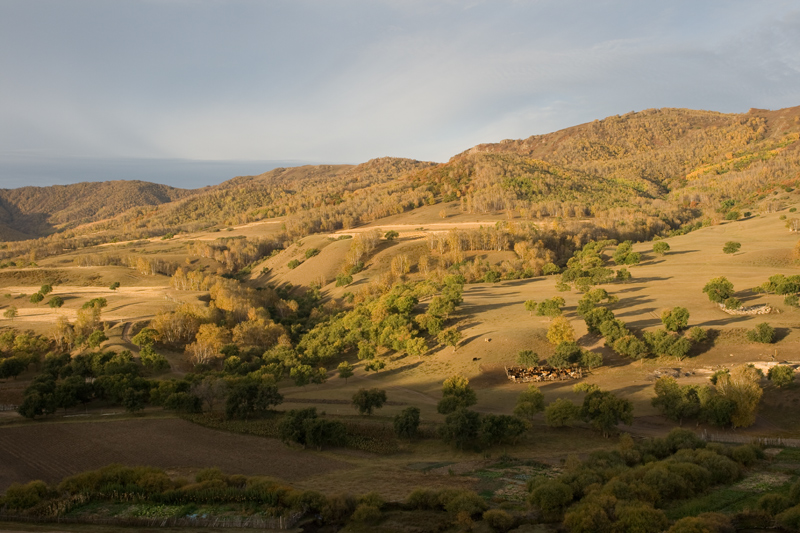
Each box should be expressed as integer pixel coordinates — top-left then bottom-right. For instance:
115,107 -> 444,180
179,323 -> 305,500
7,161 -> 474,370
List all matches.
0,0 -> 799,178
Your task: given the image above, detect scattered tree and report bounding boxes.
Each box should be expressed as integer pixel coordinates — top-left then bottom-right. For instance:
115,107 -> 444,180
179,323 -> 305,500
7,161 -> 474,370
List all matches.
723,241 -> 741,254
516,350 -> 539,367
747,322 -> 775,343
47,296 -> 64,310
4,306 -> 18,321
547,316 -> 575,345
437,326 -> 462,351
337,361 -> 354,382
29,293 -> 44,305
352,388 -> 387,416
514,385 -> 545,419
437,375 -> 477,414
703,277 -> 735,304
661,307 -> 690,332
394,406 -> 420,439
545,398 -> 580,427
652,241 -> 671,255
768,365 -> 794,388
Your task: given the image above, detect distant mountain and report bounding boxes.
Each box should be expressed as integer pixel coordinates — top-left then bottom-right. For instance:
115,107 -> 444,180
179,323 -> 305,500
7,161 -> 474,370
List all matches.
0,180 -> 197,238
1,106 -> 799,244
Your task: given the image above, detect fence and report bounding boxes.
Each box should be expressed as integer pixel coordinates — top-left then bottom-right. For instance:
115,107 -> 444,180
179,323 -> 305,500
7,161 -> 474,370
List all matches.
0,512 -> 303,530
700,430 -> 800,448
0,405 -> 17,412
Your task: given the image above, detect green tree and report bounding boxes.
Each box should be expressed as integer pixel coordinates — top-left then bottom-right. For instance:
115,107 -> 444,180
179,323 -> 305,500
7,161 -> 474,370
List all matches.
747,322 -> 775,343
29,293 -> 44,305
577,385 -> 634,437
653,241 -> 671,255
225,379 -> 283,419
109,282 -> 120,290
723,241 -> 741,254
480,414 -> 527,447
513,385 -> 545,419
47,296 -> 64,309
516,349 -> 539,367
437,375 -> 477,414
278,408 -> 318,446
437,326 -> 462,351
439,408 -> 480,450
337,361 -> 354,382
86,330 -> 107,348
352,388 -> 387,416
384,230 -> 399,240
537,296 -> 565,317
303,418 -> 346,450
290,364 -> 313,387
3,306 -> 18,322
393,406 -> 420,439
661,307 -> 690,332
524,299 -> 537,315
768,365 -> 794,387
288,259 -> 300,269
702,277 -> 735,304
723,297 -> 742,310
39,284 -> 53,296
545,398 -> 580,427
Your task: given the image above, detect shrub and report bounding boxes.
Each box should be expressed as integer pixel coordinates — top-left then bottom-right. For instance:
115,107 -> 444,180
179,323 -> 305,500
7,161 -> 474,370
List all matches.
786,294 -> 800,307
529,480 -> 573,516
393,406 -> 420,439
406,488 -> 440,510
287,259 -> 300,269
668,512 -> 734,533
769,365 -> 795,387
661,306 -> 690,332
777,504 -> 800,531
688,326 -> 707,343
516,349 -> 539,367
758,493 -> 792,516
653,241 -> 671,255
351,503 -> 381,523
482,508 -> 514,532
2,480 -> 49,509
304,248 -> 320,259
545,398 -> 580,427
443,490 -> 487,517
614,501 -> 668,533
747,322 -> 775,343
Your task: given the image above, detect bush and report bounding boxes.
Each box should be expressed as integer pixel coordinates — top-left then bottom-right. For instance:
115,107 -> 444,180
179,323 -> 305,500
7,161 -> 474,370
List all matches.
516,349 -> 538,367
758,493 -> 792,516
786,294 -> 800,307
529,480 -> 573,516
747,322 -> 775,343
769,365 -> 795,387
614,501 -> 668,533
287,259 -> 300,269
661,307 -> 690,332
730,444 -> 763,466
2,480 -> 49,509
406,488 -> 440,510
688,326 -> 707,343
653,241 -> 671,255
668,512 -> 734,533
482,508 -> 514,532
545,398 -> 580,427
777,504 -> 800,531
393,406 -> 420,439
351,503 -> 381,524
443,490 -> 487,516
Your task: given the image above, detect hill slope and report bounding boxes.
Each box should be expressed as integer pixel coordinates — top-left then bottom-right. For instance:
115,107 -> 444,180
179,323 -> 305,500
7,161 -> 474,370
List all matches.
0,180 -> 196,238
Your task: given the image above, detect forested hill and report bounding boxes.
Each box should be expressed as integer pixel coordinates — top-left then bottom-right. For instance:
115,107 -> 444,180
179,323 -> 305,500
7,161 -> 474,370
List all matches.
408,106 -> 800,220
2,106 -> 800,245
0,180 -> 196,239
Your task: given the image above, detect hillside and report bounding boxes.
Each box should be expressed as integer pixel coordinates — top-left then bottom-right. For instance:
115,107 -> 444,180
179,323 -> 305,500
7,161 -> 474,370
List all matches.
0,180 -> 196,238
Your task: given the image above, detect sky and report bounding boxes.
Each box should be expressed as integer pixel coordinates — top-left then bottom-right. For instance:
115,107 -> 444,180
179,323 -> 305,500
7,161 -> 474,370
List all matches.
1,0 -> 799,189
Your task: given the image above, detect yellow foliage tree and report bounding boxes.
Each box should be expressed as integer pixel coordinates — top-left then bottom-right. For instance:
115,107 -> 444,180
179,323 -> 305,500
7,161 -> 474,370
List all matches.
547,316 -> 575,346
716,365 -> 763,428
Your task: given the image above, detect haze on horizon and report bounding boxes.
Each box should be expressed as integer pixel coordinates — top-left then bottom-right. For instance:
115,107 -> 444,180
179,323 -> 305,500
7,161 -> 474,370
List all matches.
1,0 -> 799,189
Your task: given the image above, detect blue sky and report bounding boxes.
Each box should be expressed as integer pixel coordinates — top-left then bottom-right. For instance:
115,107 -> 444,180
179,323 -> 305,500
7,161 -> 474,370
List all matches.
1,1 -> 799,188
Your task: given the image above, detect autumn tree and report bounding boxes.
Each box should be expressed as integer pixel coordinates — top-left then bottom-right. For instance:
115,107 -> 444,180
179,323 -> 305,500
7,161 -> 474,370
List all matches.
547,316 -> 575,345
437,375 -> 477,414
185,323 -> 231,366
715,365 -> 763,428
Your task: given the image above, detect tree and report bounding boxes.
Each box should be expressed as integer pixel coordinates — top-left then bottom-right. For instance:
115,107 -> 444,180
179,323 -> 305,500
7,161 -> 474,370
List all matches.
437,326 -> 462,351
394,406 -> 420,439
279,408 -> 319,446
0,357 -> 27,380
288,259 -> 300,269
703,277 -> 734,304
524,300 -> 537,315
548,342 -> 582,368
39,284 -> 53,296
303,418 -> 346,450
29,293 -> 44,305
715,365 -> 763,428
661,307 -> 690,332
384,230 -> 399,240
547,316 -> 575,345
191,376 -> 227,411
747,322 -> 775,343
47,296 -> 64,310
480,414 -> 527,447
352,388 -> 387,416
652,241 -> 670,255
768,365 -> 794,388
109,282 -> 120,290
4,306 -> 18,322
577,385 -> 634,437
545,398 -> 580,427
516,350 -> 539,367
723,241 -> 741,254
86,330 -> 107,348
437,375 -> 477,414
225,379 -> 283,419
514,385 -> 545,419
337,361 -> 354,382
439,408 -> 480,450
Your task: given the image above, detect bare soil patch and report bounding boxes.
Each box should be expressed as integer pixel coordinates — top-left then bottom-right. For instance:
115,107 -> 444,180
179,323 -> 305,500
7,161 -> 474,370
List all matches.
0,418 -> 351,491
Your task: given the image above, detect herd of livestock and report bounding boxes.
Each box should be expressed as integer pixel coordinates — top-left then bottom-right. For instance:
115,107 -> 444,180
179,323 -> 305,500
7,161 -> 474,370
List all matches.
505,365 -> 584,383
